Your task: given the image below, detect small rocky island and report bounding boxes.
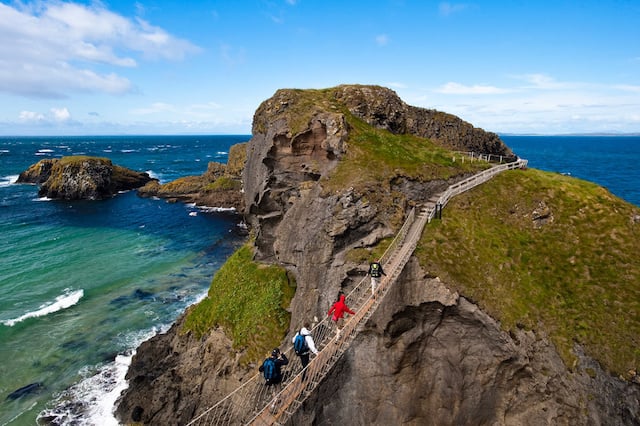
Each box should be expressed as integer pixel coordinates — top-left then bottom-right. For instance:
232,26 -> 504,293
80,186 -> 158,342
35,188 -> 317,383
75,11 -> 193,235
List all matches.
17,156 -> 154,200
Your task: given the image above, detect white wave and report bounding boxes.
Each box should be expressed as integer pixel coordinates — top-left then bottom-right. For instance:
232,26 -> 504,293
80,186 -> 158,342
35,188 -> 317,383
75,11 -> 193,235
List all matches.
146,170 -> 160,180
0,174 -> 19,187
216,151 -> 228,155
197,206 -> 237,213
1,289 -> 84,326
33,196 -> 52,202
0,149 -> 9,153
120,149 -> 137,153
38,149 -> 54,153
38,328 -> 162,425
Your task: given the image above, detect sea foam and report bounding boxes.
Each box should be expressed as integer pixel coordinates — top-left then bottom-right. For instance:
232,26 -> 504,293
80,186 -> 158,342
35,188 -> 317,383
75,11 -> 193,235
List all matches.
38,328 -> 161,425
1,289 -> 84,326
0,175 -> 19,187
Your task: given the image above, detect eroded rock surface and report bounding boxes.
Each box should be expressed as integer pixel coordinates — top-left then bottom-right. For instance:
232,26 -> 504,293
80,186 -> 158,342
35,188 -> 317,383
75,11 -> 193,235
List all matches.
17,156 -> 153,200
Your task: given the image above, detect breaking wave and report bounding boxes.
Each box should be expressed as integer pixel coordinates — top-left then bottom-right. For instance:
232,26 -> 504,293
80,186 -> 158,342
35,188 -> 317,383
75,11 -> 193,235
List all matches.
1,289 -> 84,327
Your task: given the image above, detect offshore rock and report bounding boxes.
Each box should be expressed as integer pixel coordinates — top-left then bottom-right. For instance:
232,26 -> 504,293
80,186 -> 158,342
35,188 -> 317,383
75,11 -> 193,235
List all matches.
17,156 -> 153,200
137,142 -> 246,211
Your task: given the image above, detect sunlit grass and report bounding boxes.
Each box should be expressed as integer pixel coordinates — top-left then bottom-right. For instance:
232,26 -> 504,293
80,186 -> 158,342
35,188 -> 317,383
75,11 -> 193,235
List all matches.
183,243 -> 295,364
416,168 -> 640,376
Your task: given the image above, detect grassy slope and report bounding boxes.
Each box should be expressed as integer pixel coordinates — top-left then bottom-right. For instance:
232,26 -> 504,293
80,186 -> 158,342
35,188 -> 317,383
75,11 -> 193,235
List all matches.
416,168 -> 640,377
183,243 -> 295,364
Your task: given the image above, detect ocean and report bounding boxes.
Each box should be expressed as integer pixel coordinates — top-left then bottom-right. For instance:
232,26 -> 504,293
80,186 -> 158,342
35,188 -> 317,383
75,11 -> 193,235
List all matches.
0,135 -> 249,425
501,135 -> 640,207
0,134 -> 638,425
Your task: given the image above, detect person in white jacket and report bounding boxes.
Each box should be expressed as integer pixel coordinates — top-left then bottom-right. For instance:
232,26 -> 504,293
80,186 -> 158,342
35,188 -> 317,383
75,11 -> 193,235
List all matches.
292,322 -> 318,380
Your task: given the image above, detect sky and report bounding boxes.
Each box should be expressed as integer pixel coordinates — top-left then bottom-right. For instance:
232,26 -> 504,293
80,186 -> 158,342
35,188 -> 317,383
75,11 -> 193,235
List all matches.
0,0 -> 638,136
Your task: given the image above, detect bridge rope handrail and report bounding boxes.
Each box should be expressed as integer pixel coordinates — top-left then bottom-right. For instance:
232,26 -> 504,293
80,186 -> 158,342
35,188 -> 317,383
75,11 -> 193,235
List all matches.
186,155 -> 528,426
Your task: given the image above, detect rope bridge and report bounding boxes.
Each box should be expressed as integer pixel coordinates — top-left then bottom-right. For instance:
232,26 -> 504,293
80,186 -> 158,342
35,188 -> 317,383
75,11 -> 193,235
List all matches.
186,157 -> 528,426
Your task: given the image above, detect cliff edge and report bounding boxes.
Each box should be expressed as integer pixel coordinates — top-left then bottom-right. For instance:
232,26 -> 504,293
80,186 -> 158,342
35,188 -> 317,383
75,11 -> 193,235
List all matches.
116,85 -> 639,425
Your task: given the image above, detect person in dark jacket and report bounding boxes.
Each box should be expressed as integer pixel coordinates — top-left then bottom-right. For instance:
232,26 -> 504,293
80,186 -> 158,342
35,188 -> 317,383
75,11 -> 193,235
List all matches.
327,293 -> 355,341
367,260 -> 387,297
259,348 -> 289,386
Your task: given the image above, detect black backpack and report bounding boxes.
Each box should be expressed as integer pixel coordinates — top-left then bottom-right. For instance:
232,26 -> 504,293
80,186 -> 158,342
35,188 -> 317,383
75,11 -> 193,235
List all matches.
263,357 -> 277,381
294,333 -> 308,355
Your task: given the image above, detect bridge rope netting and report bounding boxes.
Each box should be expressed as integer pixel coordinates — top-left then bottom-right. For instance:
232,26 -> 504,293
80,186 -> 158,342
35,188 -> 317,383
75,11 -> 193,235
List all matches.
186,157 -> 528,426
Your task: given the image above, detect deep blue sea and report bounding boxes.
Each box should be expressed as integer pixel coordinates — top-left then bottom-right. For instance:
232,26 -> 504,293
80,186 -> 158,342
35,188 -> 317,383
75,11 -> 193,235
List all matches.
502,135 -> 640,207
0,135 -> 249,425
0,134 -> 638,425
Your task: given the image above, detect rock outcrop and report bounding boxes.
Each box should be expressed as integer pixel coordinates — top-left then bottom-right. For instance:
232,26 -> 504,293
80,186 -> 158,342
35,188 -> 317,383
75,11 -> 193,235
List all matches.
17,156 -> 153,200
332,84 -> 514,156
115,85 -> 639,425
137,142 -> 246,211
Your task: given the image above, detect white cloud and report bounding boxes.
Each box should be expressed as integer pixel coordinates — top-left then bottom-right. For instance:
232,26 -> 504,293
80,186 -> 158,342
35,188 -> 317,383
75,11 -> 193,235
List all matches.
401,71 -> 640,134
18,107 -> 71,123
19,110 -> 45,122
51,107 -> 71,121
436,82 -> 511,95
0,1 -> 200,98
375,34 -> 389,46
439,2 -> 468,16
613,84 -> 640,93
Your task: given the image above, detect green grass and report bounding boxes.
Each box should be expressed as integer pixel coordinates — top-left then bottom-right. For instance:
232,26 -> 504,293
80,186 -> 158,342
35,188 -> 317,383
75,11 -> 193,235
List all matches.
204,176 -> 241,191
416,168 -> 640,377
182,243 -> 295,364
324,111 -> 488,191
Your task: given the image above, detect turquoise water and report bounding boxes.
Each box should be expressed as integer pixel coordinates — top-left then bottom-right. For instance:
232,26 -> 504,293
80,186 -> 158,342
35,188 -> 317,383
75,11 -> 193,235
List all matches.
0,136 -> 248,425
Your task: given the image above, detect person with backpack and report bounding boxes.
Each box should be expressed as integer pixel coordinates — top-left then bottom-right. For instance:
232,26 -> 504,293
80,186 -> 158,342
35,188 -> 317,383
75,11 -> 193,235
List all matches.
259,348 -> 289,386
367,260 -> 386,297
327,293 -> 355,341
292,322 -> 318,381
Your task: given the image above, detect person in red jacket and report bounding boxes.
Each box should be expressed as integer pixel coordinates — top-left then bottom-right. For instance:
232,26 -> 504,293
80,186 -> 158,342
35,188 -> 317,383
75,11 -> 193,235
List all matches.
327,293 -> 355,341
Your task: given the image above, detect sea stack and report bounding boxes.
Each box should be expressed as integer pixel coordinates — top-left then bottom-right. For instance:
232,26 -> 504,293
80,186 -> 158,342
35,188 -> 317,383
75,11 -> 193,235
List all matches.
17,156 -> 154,200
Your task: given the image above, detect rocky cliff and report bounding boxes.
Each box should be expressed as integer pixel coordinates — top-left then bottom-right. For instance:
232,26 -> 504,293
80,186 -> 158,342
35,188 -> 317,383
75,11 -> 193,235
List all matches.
17,156 -> 153,200
116,85 -> 639,425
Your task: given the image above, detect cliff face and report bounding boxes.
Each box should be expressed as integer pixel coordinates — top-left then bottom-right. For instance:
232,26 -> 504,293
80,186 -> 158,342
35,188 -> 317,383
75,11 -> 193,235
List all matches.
116,85 -> 639,425
17,156 -> 153,200
294,259 -> 639,425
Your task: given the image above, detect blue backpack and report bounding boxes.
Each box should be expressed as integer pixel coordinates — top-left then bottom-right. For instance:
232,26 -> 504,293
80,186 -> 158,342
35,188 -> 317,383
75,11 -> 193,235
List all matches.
294,333 -> 308,355
263,357 -> 277,382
